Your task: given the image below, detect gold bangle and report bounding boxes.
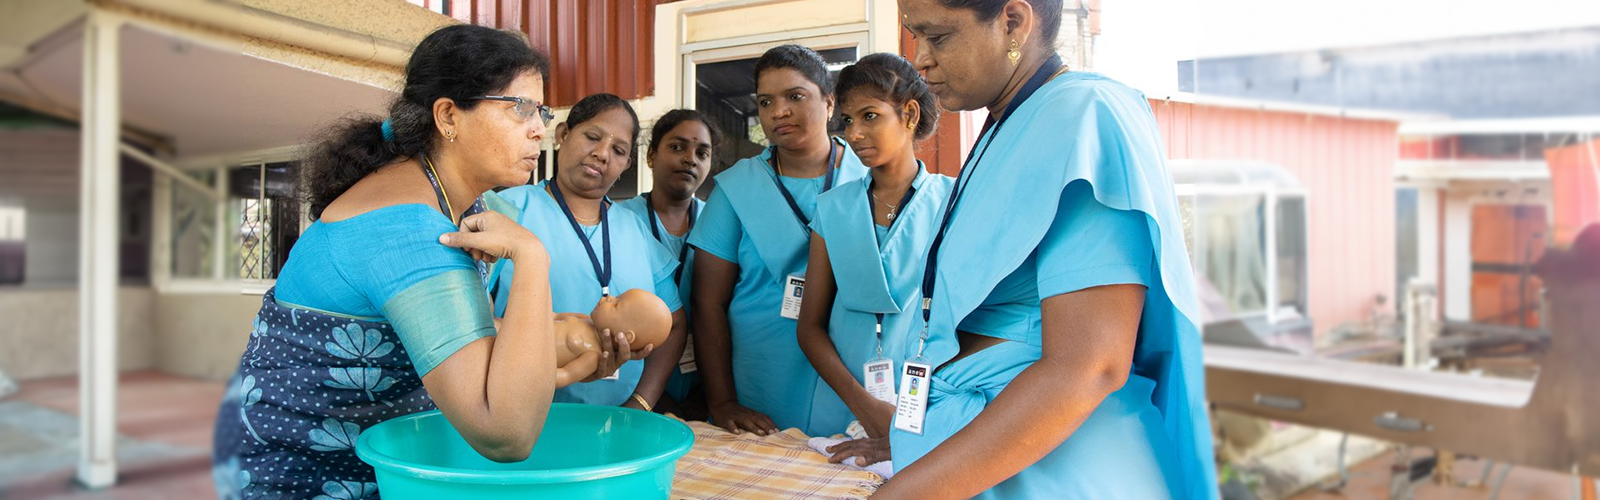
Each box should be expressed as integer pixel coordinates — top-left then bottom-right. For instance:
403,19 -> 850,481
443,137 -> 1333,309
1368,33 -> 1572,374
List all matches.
630,393 -> 653,412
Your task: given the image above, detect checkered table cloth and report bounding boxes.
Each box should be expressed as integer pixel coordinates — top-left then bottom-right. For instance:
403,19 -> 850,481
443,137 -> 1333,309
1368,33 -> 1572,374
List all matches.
670,420 -> 884,499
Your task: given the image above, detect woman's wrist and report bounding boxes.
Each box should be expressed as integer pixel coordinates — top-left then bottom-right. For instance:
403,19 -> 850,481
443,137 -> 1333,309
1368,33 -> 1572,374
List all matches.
628,392 -> 653,412
511,240 -> 548,266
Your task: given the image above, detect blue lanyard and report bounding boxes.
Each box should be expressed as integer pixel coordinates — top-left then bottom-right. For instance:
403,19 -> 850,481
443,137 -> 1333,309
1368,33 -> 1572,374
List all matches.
421,154 -> 488,283
770,138 -> 842,230
549,181 -> 613,297
917,55 -> 1065,350
643,191 -> 695,283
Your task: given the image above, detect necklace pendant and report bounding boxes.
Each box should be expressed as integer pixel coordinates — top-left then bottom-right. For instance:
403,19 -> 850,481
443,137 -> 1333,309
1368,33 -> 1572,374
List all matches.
886,212 -> 896,220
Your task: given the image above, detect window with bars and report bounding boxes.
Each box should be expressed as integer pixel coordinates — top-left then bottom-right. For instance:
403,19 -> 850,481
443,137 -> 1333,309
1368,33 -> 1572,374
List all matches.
230,163 -> 301,280
168,162 -> 301,282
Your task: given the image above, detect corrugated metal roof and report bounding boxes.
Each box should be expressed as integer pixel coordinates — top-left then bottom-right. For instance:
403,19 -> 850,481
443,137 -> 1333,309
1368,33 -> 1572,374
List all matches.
444,0 -> 668,107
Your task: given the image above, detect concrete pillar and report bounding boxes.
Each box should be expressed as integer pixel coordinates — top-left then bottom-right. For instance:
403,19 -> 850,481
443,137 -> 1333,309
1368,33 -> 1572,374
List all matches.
76,11 -> 122,489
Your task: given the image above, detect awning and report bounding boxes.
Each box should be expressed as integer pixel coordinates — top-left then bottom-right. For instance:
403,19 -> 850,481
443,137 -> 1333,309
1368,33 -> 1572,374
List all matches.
0,0 -> 454,488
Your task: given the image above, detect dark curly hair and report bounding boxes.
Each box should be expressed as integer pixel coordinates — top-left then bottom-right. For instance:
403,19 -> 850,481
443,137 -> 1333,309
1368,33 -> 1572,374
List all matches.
835,53 -> 942,141
647,109 -> 723,156
302,25 -> 550,219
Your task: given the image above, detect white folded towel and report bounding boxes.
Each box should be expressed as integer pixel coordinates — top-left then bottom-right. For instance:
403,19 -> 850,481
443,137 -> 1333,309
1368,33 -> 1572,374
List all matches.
807,436 -> 894,479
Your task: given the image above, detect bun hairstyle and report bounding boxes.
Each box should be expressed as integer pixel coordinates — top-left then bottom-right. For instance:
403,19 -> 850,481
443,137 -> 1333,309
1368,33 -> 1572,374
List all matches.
834,53 -> 942,140
302,25 -> 550,219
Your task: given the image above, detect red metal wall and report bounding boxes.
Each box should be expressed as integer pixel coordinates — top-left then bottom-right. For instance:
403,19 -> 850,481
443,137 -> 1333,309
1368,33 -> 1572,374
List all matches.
442,0 -> 671,107
898,30 -> 965,176
1150,99 -> 1400,335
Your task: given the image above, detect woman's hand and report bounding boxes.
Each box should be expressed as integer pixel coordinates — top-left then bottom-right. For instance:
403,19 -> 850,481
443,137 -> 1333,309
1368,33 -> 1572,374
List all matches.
581,328 -> 655,383
709,401 -> 779,436
827,437 -> 891,467
857,397 -> 897,439
439,212 -> 547,265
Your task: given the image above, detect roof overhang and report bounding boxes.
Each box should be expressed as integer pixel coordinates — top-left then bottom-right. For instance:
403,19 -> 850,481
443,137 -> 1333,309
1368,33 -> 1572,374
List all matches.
0,0 -> 457,163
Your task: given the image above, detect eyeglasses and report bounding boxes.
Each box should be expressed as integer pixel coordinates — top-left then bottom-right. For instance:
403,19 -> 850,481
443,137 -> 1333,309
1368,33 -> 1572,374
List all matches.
472,96 -> 555,125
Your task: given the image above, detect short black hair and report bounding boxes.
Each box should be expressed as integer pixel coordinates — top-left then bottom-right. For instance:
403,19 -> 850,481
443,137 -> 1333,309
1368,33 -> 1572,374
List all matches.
754,44 -> 833,96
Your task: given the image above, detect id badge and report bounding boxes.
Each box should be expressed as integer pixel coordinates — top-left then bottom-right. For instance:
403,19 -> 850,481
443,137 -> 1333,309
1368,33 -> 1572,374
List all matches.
893,361 -> 931,434
780,274 -> 806,319
862,358 -> 896,405
678,335 -> 698,374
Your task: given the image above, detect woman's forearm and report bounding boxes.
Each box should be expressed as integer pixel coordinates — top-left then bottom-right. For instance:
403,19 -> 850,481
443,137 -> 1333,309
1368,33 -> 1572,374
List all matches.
797,320 -> 879,422
440,257 -> 555,461
692,252 -> 740,407
488,262 -> 557,414
872,357 -> 1124,499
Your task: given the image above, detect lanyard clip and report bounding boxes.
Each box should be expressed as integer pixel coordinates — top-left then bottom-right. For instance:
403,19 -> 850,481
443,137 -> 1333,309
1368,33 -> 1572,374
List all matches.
913,333 -> 928,363
602,285 -> 610,297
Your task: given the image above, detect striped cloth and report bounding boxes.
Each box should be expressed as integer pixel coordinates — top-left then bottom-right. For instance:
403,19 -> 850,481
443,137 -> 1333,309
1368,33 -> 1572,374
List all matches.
671,420 -> 884,499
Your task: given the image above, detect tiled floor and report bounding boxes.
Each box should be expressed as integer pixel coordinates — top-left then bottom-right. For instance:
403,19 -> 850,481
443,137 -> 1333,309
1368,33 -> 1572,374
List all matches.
0,371 -> 223,500
0,371 -> 1583,500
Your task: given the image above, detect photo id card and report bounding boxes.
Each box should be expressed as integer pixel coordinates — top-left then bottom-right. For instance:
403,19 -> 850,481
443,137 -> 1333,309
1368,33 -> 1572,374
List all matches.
893,361 -> 931,434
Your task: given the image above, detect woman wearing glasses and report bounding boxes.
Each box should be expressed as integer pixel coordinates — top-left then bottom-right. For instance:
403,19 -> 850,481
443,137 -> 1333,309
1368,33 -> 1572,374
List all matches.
213,25 -> 569,498
490,93 -> 689,411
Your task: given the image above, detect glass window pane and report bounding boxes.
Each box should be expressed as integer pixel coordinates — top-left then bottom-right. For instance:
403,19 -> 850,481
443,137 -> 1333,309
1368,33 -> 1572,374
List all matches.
1277,197 -> 1309,317
1197,194 -> 1268,316
228,163 -> 301,281
170,170 -> 217,279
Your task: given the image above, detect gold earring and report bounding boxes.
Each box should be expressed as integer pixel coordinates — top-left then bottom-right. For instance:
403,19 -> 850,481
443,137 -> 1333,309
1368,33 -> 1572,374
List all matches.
447,130 -> 456,143
1007,39 -> 1021,65
906,119 -> 916,131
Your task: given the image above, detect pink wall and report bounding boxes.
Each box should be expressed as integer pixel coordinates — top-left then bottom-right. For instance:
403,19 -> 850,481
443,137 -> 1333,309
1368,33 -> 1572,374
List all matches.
1149,99 -> 1400,336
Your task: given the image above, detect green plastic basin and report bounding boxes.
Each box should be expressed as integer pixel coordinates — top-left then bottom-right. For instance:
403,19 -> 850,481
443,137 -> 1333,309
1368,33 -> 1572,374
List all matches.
355,404 -> 694,499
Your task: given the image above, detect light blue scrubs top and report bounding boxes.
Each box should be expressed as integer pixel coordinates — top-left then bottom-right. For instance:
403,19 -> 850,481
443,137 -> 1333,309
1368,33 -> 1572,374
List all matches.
888,73 -> 1219,499
807,167 -> 954,431
685,138 -> 868,436
490,181 -> 682,406
614,195 -> 702,312
614,194 -> 703,401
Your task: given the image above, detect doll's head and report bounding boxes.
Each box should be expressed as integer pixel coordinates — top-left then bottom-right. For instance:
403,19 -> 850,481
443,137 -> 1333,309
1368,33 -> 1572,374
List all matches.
590,289 -> 672,347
